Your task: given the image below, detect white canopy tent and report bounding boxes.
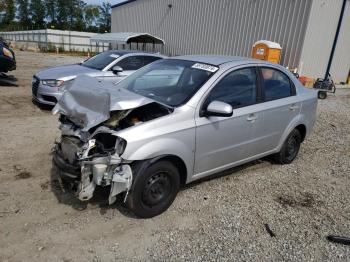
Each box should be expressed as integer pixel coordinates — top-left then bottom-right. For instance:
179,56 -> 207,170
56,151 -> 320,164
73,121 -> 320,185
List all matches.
90,32 -> 165,52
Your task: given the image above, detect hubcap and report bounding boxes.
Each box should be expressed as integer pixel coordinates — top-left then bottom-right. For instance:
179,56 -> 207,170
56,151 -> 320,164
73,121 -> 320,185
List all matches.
142,172 -> 171,207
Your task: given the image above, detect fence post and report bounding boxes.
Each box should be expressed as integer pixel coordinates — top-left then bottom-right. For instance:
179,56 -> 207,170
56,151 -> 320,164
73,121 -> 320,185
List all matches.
69,29 -> 71,52
46,29 -> 48,51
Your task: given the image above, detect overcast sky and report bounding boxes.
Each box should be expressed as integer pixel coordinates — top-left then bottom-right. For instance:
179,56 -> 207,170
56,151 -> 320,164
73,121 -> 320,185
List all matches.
84,0 -> 126,5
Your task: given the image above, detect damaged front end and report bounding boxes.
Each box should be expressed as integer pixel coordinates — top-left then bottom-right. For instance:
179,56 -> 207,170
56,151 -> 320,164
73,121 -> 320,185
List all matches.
53,123 -> 132,204
52,75 -> 172,204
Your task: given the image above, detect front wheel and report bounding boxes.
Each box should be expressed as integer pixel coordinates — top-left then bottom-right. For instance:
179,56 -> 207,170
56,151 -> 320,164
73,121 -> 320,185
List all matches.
274,129 -> 301,164
126,160 -> 180,218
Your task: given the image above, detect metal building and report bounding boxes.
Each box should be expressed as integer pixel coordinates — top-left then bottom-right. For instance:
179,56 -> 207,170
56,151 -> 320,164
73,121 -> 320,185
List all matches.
111,0 -> 350,82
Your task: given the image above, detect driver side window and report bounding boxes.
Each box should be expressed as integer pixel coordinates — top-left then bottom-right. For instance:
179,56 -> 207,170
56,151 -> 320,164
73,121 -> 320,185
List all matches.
207,68 -> 258,109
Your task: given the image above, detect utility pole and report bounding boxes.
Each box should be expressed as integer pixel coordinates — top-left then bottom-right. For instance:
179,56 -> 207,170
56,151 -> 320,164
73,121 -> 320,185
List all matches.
324,0 -> 347,79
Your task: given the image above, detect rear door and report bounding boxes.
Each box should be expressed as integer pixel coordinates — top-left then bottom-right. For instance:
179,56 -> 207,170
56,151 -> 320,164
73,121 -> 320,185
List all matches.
256,66 -> 301,152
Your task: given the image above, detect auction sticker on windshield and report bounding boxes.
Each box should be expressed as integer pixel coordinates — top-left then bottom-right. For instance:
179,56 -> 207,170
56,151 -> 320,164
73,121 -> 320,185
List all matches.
192,63 -> 219,73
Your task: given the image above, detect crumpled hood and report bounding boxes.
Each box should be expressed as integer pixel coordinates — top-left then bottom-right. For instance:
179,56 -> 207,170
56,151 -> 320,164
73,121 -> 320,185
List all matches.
36,64 -> 99,80
52,75 -> 156,131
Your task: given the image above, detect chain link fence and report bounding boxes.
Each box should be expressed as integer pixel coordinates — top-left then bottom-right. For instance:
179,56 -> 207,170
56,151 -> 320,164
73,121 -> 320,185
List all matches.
0,28 -> 109,53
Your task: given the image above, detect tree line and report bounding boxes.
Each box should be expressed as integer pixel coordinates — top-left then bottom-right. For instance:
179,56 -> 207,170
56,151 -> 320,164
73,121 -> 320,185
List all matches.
0,0 -> 111,33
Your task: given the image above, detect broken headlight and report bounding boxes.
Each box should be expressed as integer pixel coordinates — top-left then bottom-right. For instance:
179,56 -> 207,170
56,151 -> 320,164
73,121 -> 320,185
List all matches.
88,133 -> 127,157
115,137 -> 127,156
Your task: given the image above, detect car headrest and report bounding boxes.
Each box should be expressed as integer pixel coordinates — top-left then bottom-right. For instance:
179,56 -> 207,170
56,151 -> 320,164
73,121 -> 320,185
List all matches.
220,74 -> 252,88
231,74 -> 252,86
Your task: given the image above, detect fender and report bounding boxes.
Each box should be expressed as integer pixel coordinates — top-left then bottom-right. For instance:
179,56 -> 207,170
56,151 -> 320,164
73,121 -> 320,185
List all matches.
276,113 -> 308,152
121,137 -> 195,180
130,154 -> 180,179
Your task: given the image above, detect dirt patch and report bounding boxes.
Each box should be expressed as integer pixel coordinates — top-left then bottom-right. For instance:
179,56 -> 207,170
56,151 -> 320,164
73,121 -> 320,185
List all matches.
40,180 -> 50,190
13,165 -> 32,180
15,171 -> 31,180
275,192 -> 316,208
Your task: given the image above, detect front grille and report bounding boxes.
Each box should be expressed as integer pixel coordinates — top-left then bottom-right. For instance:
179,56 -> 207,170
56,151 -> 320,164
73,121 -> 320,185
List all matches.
32,76 -> 39,97
42,95 -> 57,103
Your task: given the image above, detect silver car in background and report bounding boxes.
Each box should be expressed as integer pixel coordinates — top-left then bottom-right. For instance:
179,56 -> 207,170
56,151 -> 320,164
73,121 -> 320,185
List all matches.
53,56 -> 318,218
32,50 -> 165,106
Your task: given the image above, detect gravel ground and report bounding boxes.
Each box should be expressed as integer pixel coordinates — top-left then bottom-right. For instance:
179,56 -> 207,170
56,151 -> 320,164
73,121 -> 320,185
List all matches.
0,50 -> 349,262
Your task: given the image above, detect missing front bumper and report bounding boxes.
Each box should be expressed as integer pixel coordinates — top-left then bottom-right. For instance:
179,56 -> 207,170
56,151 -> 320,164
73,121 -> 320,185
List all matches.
53,149 -> 80,179
53,143 -> 132,204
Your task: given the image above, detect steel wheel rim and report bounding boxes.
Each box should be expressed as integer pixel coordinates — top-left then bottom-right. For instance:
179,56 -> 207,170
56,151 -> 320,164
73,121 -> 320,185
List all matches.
286,135 -> 297,160
142,171 -> 172,207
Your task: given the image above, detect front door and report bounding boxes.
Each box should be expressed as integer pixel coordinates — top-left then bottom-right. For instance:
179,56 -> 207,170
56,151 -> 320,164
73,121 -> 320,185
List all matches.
102,56 -> 145,82
194,67 -> 264,177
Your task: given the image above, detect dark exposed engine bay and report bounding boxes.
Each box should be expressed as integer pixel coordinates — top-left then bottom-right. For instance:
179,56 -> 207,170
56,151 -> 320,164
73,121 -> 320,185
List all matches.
52,76 -> 172,203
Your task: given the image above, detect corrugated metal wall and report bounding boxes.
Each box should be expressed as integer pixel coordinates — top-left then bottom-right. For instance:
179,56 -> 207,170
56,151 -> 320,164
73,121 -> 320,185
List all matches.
112,0 -> 312,69
300,0 -> 350,82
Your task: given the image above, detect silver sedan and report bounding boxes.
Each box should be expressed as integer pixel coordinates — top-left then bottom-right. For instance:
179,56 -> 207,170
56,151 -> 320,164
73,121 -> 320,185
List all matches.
53,56 -> 318,218
32,50 -> 165,106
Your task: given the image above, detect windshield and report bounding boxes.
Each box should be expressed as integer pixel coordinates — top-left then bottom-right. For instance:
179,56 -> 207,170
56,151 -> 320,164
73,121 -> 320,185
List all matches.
117,59 -> 218,107
82,52 -> 119,70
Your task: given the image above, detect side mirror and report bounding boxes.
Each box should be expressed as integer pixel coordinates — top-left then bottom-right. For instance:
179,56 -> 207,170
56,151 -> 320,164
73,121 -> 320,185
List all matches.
292,72 -> 300,79
112,66 -> 123,75
205,101 -> 233,117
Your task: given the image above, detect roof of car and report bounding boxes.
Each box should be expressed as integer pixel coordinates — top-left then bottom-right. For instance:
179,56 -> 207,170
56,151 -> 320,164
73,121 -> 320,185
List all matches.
104,50 -> 159,56
171,55 -> 258,66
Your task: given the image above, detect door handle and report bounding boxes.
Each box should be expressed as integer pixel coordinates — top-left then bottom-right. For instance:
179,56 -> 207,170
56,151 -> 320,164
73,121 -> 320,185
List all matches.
246,114 -> 258,122
289,104 -> 299,111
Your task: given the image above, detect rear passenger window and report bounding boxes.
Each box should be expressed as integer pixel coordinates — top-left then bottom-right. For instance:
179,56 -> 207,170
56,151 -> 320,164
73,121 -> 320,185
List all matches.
143,56 -> 162,66
261,68 -> 293,101
207,68 -> 257,108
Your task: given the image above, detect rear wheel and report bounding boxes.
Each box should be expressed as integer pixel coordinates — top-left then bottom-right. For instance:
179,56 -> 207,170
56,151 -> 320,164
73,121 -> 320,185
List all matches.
126,160 -> 180,218
318,91 -> 327,99
274,129 -> 301,164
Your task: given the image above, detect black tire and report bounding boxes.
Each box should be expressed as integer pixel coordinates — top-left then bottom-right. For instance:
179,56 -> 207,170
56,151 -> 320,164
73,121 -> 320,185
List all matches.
318,91 -> 327,100
274,129 -> 301,164
126,160 -> 180,218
